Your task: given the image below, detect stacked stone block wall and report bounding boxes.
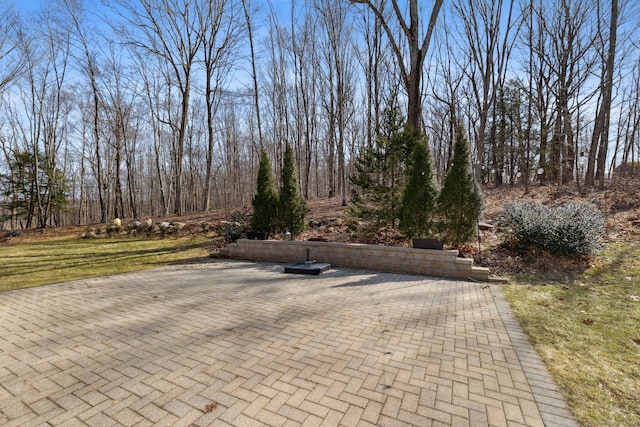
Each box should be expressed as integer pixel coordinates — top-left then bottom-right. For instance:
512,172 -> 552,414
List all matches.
225,240 -> 490,282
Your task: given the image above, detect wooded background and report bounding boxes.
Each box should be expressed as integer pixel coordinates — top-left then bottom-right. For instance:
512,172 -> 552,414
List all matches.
0,0 -> 638,229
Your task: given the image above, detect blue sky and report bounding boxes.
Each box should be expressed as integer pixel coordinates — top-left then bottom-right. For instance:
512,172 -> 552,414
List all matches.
9,0 -> 41,13
8,0 -> 290,19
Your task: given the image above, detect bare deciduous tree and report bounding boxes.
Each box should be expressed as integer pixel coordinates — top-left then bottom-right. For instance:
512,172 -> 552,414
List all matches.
350,0 -> 443,129
0,3 -> 23,92
198,0 -> 243,211
452,0 -> 519,181
316,0 -> 356,205
62,0 -> 110,222
545,0 -> 596,184
242,0 -> 263,153
112,0 -> 203,215
586,0 -> 619,188
8,5 -> 73,228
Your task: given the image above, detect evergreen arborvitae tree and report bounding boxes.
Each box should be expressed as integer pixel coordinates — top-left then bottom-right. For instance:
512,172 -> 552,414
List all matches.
278,143 -> 306,236
251,150 -> 279,233
349,98 -> 416,229
0,149 -> 69,229
437,125 -> 484,246
399,128 -> 439,238
349,144 -> 390,226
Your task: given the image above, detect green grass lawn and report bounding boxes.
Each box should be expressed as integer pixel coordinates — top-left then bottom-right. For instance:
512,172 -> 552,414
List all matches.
503,242 -> 640,426
0,235 -> 210,293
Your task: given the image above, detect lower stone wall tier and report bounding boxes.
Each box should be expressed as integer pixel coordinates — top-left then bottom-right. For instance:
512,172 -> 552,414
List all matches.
225,240 -> 490,282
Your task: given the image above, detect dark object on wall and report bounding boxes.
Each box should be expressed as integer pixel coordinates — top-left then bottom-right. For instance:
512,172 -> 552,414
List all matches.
246,231 -> 269,240
412,238 -> 444,250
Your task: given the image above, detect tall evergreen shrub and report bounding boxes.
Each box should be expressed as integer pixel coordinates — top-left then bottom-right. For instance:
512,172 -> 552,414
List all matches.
437,126 -> 484,246
278,144 -> 306,236
251,150 -> 278,233
349,99 -> 416,229
399,128 -> 439,238
0,149 -> 69,228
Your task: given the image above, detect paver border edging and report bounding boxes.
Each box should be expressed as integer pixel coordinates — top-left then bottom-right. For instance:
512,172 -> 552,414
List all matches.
489,283 -> 579,427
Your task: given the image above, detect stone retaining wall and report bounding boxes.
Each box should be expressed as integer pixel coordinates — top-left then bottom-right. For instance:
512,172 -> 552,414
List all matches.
223,239 -> 490,282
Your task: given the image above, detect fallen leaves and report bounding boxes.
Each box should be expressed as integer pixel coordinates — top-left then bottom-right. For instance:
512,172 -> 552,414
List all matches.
203,402 -> 218,413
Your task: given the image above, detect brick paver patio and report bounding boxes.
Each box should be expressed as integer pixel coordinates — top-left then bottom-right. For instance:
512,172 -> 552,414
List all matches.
0,260 -> 577,426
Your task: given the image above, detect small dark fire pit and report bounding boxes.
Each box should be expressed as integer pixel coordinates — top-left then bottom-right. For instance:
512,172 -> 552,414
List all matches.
284,249 -> 330,275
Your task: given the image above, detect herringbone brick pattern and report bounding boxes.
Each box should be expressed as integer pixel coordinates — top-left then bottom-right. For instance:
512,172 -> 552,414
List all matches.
0,260 -> 577,426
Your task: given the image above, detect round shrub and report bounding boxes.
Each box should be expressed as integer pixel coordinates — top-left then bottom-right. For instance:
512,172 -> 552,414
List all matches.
503,201 -> 605,257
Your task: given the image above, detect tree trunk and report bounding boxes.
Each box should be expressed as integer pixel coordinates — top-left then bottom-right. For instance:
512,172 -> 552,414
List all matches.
350,0 -> 443,128
594,0 -> 618,189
